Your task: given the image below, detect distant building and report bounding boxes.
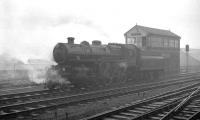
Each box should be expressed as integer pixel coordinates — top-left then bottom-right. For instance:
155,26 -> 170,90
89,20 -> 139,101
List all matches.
124,25 -> 181,49
28,59 -> 54,65
27,59 -> 55,71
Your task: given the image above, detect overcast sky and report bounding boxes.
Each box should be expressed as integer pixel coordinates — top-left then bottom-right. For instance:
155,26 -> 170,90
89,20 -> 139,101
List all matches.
0,0 -> 200,62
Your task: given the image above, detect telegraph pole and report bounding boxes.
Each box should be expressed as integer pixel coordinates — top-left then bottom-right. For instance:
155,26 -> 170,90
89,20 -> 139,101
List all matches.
186,44 -> 189,73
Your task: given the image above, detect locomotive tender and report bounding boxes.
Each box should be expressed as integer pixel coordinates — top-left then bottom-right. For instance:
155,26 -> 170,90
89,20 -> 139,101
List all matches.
47,25 -> 180,89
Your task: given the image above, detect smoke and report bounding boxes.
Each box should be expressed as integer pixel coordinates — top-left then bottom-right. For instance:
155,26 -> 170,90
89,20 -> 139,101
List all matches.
21,12 -> 110,38
0,0 -> 111,85
0,52 -> 24,65
27,65 -> 47,84
45,67 -> 71,88
0,0 -> 109,63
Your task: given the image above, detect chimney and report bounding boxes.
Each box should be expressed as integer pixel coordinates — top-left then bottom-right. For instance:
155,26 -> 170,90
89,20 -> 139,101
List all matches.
67,37 -> 74,44
92,40 -> 101,46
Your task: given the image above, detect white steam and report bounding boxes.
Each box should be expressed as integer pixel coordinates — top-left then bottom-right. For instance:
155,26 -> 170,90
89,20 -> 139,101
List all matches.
0,0 -> 110,84
27,65 -> 48,84
0,0 -> 109,63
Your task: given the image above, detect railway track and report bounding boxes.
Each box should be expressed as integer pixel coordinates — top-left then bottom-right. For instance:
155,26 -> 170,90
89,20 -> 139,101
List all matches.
164,71 -> 200,80
83,85 -> 200,120
0,71 -> 199,93
0,72 -> 200,119
0,89 -> 69,106
134,87 -> 200,120
0,82 -> 200,119
0,71 -> 199,96
0,72 -> 200,108
1,71 -> 199,99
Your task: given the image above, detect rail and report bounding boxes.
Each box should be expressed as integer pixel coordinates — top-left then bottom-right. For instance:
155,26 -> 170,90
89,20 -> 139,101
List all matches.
82,83 -> 200,120
1,80 -> 200,119
160,87 -> 200,120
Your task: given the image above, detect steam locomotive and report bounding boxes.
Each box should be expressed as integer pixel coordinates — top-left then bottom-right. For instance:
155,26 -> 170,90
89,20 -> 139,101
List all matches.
46,37 -> 164,89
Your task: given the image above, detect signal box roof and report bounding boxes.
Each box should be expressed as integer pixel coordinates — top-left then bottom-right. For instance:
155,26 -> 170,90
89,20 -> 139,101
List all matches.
124,25 -> 181,39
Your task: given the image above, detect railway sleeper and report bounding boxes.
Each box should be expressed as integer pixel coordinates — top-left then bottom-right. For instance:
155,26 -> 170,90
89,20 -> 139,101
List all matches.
103,118 -> 118,120
37,104 -> 47,107
128,109 -> 145,114
111,114 -> 131,119
25,107 -> 35,110
0,110 -> 8,115
184,107 -> 200,112
179,113 -> 194,118
187,104 -> 200,108
134,107 -> 150,111
30,112 -> 40,117
156,113 -> 165,117
10,109 -> 21,113
163,99 -> 178,103
120,112 -> 138,117
175,110 -> 198,119
148,103 -> 162,107
173,115 -> 189,120
182,110 -> 197,114
141,105 -> 156,109
149,116 -> 161,120
149,112 -> 166,119
16,115 -> 25,120
150,101 -> 169,105
119,112 -> 137,119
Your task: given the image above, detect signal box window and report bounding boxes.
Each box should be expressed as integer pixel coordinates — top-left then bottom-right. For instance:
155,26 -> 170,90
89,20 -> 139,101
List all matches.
164,39 -> 168,48
169,40 -> 175,48
135,37 -> 142,47
127,37 -> 142,47
151,37 -> 163,48
175,40 -> 179,48
142,37 -> 146,47
127,37 -> 136,44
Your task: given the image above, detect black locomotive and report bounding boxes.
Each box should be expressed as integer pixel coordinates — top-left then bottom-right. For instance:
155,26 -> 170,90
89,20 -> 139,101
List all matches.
46,37 -> 165,89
